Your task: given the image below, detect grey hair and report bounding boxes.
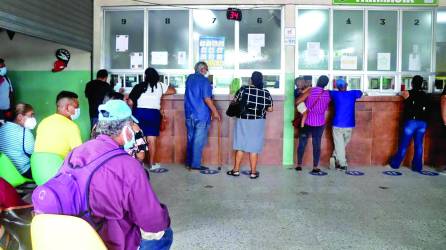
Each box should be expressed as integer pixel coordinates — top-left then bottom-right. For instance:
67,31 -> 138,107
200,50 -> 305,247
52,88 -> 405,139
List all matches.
194,61 -> 208,73
93,117 -> 132,138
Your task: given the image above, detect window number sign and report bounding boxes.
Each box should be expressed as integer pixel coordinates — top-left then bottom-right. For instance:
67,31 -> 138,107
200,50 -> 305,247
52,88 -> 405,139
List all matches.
121,19 -> 126,25
226,8 -> 242,21
414,19 -> 420,26
346,18 -> 352,24
165,18 -> 170,24
380,19 -> 386,25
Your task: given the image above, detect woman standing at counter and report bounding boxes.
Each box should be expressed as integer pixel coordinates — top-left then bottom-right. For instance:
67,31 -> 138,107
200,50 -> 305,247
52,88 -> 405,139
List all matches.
390,75 -> 430,172
295,75 -> 331,174
227,71 -> 273,179
128,67 -> 176,169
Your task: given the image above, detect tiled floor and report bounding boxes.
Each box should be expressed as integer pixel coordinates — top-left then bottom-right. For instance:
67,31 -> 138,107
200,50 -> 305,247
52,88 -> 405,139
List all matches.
150,165 -> 446,250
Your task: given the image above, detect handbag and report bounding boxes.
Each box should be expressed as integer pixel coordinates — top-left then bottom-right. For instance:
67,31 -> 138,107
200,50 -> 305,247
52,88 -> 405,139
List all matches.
226,87 -> 246,117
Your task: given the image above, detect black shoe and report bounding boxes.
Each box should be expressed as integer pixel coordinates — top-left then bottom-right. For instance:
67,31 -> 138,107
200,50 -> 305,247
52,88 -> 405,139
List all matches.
310,168 -> 321,174
339,166 -> 347,171
190,166 -> 209,171
227,169 -> 240,176
295,166 -> 302,171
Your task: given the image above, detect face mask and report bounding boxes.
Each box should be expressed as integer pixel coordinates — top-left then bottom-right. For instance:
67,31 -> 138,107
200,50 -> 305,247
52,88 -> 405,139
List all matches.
122,125 -> 135,150
0,67 -> 7,76
24,117 -> 37,130
70,108 -> 80,120
204,72 -> 209,78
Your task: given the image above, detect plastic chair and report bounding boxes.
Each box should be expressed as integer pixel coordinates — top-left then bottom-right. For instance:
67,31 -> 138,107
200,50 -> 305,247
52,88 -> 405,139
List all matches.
0,153 -> 32,187
31,214 -> 107,250
30,152 -> 64,185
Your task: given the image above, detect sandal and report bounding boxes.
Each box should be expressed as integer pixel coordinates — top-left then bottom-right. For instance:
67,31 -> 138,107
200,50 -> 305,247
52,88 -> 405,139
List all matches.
249,172 -> 259,179
226,169 -> 240,176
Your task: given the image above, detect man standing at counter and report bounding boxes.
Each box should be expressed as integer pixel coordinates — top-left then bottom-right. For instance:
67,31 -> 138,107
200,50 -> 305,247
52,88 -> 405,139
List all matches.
329,79 -> 362,171
184,61 -> 220,170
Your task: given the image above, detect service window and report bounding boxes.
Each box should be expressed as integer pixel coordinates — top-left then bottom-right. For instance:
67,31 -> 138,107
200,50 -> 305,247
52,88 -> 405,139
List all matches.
104,10 -> 144,70
297,9 -> 329,70
435,9 -> 446,92
333,10 -> 364,71
367,10 -> 398,72
192,9 -> 235,70
402,11 -> 432,72
148,10 -> 189,69
239,9 -> 282,70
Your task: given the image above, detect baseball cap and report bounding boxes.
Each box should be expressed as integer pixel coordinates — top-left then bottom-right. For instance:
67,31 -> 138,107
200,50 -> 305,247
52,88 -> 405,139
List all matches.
98,100 -> 138,123
336,79 -> 347,89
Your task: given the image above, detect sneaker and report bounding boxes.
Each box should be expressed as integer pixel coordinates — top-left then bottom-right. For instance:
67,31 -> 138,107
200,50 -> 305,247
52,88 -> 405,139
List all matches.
150,163 -> 161,170
330,156 -> 341,169
190,166 -> 209,171
295,166 -> 302,171
310,168 -> 321,174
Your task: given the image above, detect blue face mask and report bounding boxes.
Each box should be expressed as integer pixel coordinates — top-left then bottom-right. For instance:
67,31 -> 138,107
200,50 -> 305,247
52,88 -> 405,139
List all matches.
0,67 -> 7,76
122,126 -> 135,150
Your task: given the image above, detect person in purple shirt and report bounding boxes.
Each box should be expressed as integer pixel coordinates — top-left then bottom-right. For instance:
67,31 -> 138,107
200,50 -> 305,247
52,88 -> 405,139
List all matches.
67,100 -> 171,250
295,75 -> 331,174
184,61 -> 220,170
329,79 -> 363,171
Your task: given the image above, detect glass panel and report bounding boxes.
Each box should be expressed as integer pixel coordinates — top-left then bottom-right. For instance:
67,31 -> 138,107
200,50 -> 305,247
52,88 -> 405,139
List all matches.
382,76 -> 395,90
368,77 -> 380,90
192,10 -> 235,69
297,9 -> 329,70
402,11 -> 432,72
148,10 -> 189,69
333,10 -> 364,71
436,10 -> 446,75
402,75 -> 429,90
348,77 -> 361,90
104,11 -> 144,69
367,11 -> 398,71
239,9 -> 282,69
168,75 -> 187,88
241,75 -> 280,89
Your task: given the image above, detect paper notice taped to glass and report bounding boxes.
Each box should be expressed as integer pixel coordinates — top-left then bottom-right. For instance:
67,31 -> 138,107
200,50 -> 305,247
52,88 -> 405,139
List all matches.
307,42 -> 320,58
116,35 -> 129,52
178,51 -> 186,65
130,52 -> 143,69
408,54 -> 421,71
151,51 -> 168,65
248,33 -> 265,47
377,53 -> 391,71
340,55 -> 357,70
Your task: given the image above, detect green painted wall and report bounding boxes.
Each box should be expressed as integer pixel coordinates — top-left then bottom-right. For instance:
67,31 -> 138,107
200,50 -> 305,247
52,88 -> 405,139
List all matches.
282,73 -> 295,166
8,71 -> 92,142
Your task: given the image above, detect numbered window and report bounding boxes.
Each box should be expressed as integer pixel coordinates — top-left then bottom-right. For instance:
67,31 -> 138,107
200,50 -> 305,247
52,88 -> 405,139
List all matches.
148,10 -> 189,69
436,9 -> 446,75
333,10 -> 364,71
192,9 -> 235,69
297,9 -> 329,70
104,10 -> 144,69
402,11 -> 432,72
367,11 -> 398,71
239,9 -> 282,69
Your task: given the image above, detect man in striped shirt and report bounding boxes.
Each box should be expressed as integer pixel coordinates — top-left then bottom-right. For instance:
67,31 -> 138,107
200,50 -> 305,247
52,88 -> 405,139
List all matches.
295,75 -> 331,173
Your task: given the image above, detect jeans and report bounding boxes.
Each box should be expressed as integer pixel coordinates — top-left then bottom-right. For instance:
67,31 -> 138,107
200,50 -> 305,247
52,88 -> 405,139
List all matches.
390,120 -> 427,171
297,125 -> 325,167
332,127 -> 353,167
185,118 -> 210,168
139,228 -> 173,250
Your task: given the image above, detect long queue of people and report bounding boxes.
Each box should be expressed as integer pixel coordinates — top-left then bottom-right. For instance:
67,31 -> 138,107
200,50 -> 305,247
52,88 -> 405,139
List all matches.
1,56 -> 446,249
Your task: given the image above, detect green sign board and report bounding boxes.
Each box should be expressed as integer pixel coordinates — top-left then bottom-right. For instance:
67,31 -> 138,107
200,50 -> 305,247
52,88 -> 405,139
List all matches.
333,0 -> 438,6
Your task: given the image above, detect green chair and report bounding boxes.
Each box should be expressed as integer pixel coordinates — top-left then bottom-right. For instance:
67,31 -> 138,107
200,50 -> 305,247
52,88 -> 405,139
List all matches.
30,152 -> 64,185
0,152 -> 32,187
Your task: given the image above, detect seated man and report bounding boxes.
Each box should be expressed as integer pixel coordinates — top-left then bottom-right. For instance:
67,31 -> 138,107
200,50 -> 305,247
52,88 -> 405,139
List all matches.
34,91 -> 82,158
67,100 -> 171,250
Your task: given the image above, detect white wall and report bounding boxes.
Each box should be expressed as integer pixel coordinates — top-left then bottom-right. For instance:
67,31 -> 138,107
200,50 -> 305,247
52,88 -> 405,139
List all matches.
0,32 -> 91,71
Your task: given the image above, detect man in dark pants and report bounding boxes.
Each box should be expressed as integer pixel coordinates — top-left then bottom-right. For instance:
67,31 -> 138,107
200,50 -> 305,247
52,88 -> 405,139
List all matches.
85,69 -> 113,127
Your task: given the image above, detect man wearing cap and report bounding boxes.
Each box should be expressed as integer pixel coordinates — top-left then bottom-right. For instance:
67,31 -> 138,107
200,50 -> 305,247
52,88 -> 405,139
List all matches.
329,79 -> 363,171
68,100 -> 172,250
184,61 -> 221,170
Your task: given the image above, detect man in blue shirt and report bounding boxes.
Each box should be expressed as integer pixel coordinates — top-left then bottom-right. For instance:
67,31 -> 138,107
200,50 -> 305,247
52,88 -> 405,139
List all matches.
329,79 -> 363,170
184,62 -> 220,170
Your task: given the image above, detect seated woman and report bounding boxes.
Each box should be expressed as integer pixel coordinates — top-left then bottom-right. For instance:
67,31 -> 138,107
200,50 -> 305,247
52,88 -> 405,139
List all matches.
0,103 -> 36,178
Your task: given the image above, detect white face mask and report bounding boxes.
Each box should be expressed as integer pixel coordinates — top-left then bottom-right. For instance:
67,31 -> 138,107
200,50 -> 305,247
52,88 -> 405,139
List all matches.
70,108 -> 81,120
0,67 -> 7,76
23,117 -> 37,130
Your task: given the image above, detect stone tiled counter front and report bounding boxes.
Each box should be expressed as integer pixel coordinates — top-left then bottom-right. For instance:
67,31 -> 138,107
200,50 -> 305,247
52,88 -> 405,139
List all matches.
155,95 -> 446,168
